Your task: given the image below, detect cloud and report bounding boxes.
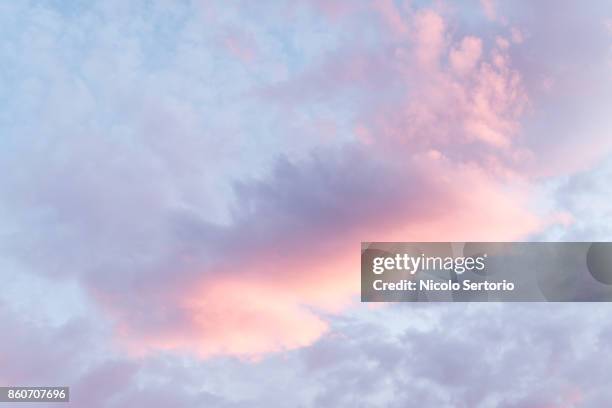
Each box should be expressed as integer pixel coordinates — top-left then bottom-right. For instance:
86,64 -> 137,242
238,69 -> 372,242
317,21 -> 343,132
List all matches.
505,0 -> 612,176
0,311 -> 90,386
0,0 -> 558,360
538,156 -> 612,241
2,2 -> 612,406
5,299 -> 612,407
480,0 -> 497,21
265,7 -> 529,155
0,0 -> 610,367
297,303 -> 612,407
74,144 -> 544,358
450,36 -> 483,75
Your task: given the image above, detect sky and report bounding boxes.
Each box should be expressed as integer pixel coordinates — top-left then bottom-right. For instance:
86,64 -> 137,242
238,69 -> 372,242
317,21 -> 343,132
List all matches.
1,0 -> 612,406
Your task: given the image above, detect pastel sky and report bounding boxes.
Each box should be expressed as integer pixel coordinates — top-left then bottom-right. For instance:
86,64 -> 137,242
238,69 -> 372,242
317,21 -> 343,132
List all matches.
1,0 -> 612,406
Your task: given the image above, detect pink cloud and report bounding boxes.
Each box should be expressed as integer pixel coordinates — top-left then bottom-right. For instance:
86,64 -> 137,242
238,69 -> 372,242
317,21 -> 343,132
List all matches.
101,150 -> 547,359
412,9 -> 447,68
373,0 -> 410,38
480,0 -> 497,22
354,24 -> 527,154
450,36 -> 483,75
4,1 -> 589,362
96,7 -> 558,359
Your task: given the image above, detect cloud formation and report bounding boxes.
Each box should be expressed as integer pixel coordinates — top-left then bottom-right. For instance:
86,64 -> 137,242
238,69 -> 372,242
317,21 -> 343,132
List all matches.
0,0 -> 555,359
1,2 -> 612,404
3,302 -> 612,407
